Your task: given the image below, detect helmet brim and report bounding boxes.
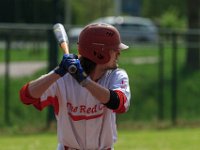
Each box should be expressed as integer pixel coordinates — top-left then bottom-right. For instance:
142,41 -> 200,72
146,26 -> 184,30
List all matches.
119,43 -> 129,50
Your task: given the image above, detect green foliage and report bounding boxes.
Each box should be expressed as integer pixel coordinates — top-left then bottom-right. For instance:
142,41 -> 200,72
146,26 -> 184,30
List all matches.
142,0 -> 186,18
117,45 -> 200,122
0,0 -> 190,29
70,0 -> 114,25
159,8 -> 186,29
142,0 -> 187,29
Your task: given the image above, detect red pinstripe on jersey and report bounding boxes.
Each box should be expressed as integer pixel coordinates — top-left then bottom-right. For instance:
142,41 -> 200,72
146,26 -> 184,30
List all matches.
68,112 -> 104,121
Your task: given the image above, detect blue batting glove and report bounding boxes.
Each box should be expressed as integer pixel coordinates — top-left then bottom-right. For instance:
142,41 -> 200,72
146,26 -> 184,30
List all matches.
70,59 -> 88,84
54,54 -> 78,77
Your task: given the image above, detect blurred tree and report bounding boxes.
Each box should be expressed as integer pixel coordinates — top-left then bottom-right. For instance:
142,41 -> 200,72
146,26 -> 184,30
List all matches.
142,0 -> 199,70
0,0 -> 113,24
1,0 -> 199,68
159,8 -> 186,29
142,0 -> 186,28
142,0 -> 186,18
70,0 -> 114,25
186,0 -> 200,69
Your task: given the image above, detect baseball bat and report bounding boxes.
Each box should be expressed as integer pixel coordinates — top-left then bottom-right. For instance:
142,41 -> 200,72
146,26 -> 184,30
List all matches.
53,23 -> 77,73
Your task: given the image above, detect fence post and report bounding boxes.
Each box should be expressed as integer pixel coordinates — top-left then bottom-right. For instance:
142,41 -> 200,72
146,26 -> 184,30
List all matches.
46,0 -> 60,128
4,35 -> 11,125
158,36 -> 164,121
171,31 -> 178,125
47,29 -> 58,127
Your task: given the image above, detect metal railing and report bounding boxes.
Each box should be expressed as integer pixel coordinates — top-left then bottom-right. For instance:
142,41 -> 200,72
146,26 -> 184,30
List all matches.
0,23 -> 199,126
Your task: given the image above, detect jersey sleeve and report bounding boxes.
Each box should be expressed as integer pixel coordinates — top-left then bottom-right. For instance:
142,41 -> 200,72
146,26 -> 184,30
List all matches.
108,69 -> 131,113
19,81 -> 59,115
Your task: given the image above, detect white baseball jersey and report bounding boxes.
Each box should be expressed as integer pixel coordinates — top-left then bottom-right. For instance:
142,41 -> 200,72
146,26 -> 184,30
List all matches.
20,68 -> 131,150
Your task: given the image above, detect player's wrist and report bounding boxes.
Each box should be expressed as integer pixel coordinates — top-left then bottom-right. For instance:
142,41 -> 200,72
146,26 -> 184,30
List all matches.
80,76 -> 91,87
54,66 -> 67,77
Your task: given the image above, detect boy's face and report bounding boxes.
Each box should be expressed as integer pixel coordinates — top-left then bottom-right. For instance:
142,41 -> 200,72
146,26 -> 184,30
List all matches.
100,49 -> 121,70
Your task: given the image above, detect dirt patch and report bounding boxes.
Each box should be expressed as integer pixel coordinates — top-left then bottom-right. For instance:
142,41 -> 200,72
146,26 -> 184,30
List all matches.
0,61 -> 47,78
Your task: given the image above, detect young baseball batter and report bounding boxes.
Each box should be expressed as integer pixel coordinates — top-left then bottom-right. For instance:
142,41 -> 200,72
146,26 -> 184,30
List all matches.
19,23 -> 131,150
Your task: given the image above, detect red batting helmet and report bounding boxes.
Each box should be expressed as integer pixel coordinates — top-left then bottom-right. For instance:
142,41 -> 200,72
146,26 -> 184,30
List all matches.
78,23 -> 128,64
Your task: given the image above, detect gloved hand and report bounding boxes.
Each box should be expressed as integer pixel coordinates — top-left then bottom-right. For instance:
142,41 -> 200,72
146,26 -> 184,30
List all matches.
54,54 -> 78,77
69,58 -> 88,86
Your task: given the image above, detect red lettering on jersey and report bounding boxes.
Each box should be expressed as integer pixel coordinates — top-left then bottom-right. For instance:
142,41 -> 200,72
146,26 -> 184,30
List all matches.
67,102 -> 78,112
99,104 -> 105,110
73,107 -> 78,112
91,105 -> 97,113
80,105 -> 86,113
67,102 -> 73,111
86,107 -> 91,114
66,102 -> 105,117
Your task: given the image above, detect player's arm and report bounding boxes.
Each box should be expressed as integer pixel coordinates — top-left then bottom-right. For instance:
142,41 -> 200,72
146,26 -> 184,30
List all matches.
83,80 -> 123,110
28,72 -> 60,98
19,71 -> 60,106
69,58 -> 127,111
20,54 -> 77,99
83,79 -> 110,104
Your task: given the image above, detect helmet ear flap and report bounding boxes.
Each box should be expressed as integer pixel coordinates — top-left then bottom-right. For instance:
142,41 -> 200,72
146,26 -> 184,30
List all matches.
93,50 -> 104,60
90,43 -> 110,64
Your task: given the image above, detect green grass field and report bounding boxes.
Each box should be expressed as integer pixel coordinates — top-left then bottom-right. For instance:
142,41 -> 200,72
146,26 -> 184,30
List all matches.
0,127 -> 200,150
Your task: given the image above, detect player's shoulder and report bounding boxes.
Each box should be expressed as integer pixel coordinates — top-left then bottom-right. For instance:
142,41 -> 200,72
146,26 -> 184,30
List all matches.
106,68 -> 128,78
112,68 -> 127,74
